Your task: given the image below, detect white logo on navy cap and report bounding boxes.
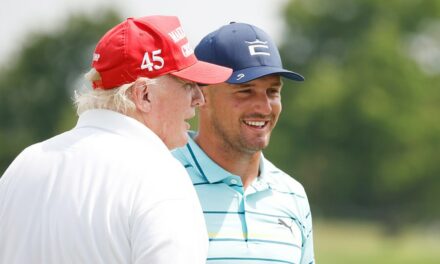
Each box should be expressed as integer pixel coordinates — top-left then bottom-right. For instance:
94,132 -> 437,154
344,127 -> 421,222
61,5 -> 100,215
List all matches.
236,73 -> 245,80
245,39 -> 271,56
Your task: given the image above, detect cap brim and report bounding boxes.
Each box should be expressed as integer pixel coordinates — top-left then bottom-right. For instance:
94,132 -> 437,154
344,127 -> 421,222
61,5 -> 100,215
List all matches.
227,66 -> 304,84
171,61 -> 232,85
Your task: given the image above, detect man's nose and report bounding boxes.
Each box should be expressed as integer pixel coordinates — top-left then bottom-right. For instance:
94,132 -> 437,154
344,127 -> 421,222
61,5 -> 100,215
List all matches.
254,93 -> 272,115
191,84 -> 205,107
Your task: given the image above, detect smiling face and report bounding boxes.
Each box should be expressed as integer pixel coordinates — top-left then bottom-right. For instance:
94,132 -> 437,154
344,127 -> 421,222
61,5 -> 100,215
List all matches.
199,75 -> 282,155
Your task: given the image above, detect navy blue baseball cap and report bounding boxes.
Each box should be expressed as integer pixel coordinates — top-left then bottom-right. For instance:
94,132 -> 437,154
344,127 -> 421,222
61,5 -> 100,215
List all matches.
195,22 -> 304,84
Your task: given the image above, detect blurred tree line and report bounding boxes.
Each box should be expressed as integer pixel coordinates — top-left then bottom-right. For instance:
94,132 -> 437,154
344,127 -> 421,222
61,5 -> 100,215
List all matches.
267,0 -> 440,229
0,10 -> 121,174
0,1 -> 439,229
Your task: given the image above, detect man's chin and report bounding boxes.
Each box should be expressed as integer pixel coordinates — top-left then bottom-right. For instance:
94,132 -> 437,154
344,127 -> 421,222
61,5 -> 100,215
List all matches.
166,134 -> 189,150
241,140 -> 269,153
245,135 -> 270,148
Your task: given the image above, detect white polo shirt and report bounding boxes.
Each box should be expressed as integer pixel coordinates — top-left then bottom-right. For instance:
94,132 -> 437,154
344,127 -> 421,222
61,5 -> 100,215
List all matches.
0,109 -> 208,264
172,132 -> 315,264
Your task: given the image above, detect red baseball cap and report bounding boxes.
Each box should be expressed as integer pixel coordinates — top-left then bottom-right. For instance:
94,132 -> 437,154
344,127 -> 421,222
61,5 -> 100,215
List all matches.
91,16 -> 232,89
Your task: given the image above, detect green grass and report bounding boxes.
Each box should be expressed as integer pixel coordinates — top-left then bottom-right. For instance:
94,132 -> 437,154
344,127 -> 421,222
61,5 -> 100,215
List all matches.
314,220 -> 440,264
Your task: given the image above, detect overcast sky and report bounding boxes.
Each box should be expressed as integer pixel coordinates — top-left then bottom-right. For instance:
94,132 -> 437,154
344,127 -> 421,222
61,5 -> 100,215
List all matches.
0,0 -> 289,65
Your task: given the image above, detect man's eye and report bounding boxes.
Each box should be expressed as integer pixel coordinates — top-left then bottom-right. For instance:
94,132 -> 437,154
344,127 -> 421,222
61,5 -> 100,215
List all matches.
268,89 -> 280,95
184,83 -> 195,90
238,89 -> 251,94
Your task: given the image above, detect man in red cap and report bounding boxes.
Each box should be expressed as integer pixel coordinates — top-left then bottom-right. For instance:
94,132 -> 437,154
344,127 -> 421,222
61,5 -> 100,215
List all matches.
0,16 -> 232,264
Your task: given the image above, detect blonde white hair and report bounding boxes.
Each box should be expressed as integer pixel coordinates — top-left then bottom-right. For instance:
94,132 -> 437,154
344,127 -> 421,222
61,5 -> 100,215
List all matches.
74,68 -> 157,116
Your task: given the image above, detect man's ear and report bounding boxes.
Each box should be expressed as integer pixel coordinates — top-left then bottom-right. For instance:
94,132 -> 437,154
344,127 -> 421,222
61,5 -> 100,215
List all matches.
132,79 -> 152,113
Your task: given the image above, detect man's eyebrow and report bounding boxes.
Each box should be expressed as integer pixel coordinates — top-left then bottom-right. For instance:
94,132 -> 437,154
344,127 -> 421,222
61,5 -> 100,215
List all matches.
172,76 -> 196,85
235,83 -> 254,88
235,81 -> 283,89
272,82 -> 283,88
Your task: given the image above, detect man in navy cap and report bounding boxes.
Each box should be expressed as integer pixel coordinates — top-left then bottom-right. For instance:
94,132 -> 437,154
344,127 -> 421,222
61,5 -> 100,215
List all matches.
172,22 -> 315,264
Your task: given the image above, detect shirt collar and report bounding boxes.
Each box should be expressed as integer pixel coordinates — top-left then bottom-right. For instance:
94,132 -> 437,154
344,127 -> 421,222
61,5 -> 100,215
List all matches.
185,131 -> 236,184
252,155 -> 278,192
75,109 -> 168,152
185,131 -> 277,188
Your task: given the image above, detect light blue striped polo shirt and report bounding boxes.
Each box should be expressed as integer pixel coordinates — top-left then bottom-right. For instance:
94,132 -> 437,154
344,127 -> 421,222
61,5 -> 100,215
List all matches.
172,132 -> 315,264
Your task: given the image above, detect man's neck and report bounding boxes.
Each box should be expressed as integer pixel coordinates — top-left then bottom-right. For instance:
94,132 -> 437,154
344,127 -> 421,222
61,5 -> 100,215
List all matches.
194,133 -> 261,189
